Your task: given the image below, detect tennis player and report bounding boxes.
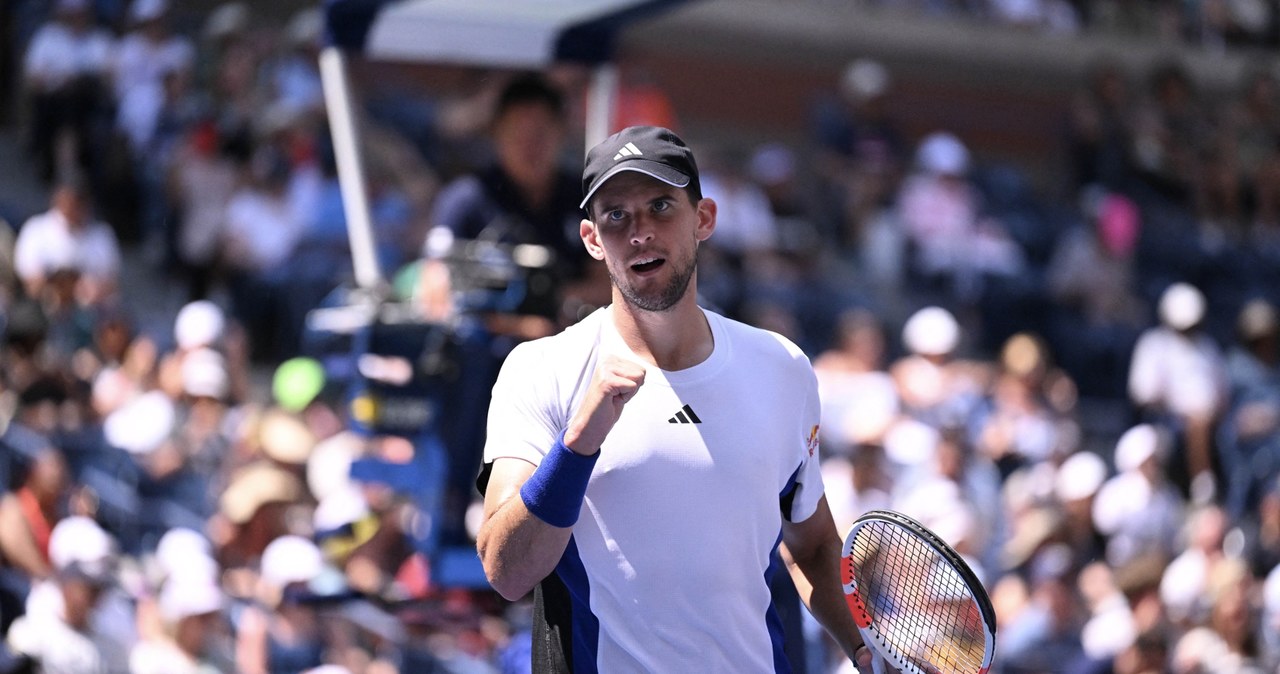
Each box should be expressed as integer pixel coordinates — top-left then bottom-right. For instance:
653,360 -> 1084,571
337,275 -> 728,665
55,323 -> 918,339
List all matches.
476,126 -> 871,672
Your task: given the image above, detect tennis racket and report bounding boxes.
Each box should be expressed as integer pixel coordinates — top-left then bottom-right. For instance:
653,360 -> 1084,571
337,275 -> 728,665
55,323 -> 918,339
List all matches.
841,509 -> 996,674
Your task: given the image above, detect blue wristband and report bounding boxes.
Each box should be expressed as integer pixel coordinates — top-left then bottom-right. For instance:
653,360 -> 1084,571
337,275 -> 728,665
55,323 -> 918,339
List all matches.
520,431 -> 598,528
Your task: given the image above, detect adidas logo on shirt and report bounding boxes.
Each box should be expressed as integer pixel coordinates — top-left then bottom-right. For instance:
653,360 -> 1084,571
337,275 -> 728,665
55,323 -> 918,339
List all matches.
668,404 -> 701,424
613,142 -> 643,161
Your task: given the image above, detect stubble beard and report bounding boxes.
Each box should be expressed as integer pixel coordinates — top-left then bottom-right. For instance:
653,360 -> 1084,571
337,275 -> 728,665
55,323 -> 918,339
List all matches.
610,252 -> 697,313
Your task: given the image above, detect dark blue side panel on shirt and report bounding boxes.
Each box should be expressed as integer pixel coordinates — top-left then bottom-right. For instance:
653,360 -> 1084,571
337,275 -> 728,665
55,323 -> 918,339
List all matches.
557,537 -> 600,673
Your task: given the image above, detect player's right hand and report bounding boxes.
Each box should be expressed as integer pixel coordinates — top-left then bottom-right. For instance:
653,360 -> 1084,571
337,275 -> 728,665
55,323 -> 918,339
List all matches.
564,355 -> 645,455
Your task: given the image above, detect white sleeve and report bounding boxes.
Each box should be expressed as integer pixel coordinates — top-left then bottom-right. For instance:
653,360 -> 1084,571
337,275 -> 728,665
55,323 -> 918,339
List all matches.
482,340 -> 564,467
787,361 -> 826,523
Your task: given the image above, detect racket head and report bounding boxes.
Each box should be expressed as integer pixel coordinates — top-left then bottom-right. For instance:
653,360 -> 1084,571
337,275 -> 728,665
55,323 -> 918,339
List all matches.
841,509 -> 996,674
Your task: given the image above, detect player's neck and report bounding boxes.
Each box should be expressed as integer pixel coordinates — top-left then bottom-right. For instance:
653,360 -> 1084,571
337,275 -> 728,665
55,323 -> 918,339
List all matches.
610,293 -> 712,372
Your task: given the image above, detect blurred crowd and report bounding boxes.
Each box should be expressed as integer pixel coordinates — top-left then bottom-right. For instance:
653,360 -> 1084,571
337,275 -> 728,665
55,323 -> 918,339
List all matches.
0,0 -> 1279,673
853,0 -> 1280,48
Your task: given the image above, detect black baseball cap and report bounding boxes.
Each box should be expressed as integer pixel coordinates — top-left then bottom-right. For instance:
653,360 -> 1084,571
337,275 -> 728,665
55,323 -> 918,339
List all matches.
580,126 -> 700,210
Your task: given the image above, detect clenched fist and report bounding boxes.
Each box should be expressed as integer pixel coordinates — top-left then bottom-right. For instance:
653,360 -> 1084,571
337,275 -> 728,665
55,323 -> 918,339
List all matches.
563,355 -> 646,455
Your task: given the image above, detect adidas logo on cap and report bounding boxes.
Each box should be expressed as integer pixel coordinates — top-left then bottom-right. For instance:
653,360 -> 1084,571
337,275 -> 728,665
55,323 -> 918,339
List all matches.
613,142 -> 643,161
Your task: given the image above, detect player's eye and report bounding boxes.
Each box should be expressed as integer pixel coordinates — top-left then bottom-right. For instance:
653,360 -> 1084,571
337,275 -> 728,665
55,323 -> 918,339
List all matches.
606,209 -> 628,222
651,199 -> 671,213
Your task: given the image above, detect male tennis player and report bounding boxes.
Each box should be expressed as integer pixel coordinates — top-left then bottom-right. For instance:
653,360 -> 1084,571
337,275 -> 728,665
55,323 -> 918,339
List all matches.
476,126 -> 872,672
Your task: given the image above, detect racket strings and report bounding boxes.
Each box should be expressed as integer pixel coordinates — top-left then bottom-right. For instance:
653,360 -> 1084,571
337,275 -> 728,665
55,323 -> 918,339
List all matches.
851,522 -> 987,674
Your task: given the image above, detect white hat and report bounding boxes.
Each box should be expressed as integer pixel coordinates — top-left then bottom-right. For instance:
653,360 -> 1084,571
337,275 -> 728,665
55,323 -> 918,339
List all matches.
49,517 -> 115,583
313,486 -> 369,533
104,390 -> 176,454
902,306 -> 961,356
174,300 -> 225,350
159,577 -> 224,623
883,418 -> 941,467
261,535 -> 324,587
129,0 -> 168,23
181,348 -> 229,399
155,528 -> 213,574
1115,424 -> 1163,473
916,132 -> 970,176
1055,451 -> 1108,502
1158,283 -> 1206,331
1080,605 -> 1137,659
307,431 -> 361,502
841,58 -> 890,103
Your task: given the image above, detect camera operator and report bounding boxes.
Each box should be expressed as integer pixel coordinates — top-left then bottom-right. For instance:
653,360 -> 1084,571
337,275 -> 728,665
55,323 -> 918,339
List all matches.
416,72 -> 608,544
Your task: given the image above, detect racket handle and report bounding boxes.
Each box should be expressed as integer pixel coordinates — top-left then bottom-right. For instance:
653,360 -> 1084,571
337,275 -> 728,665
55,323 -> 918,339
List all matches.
871,651 -> 886,674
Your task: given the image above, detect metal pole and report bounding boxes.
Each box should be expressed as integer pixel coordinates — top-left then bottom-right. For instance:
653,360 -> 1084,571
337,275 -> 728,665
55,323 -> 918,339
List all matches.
319,46 -> 384,293
585,62 -> 619,150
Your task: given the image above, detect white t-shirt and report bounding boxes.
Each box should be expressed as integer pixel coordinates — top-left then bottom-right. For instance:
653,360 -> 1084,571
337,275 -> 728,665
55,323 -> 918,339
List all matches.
13,209 -> 121,283
23,22 -> 114,91
1128,326 -> 1227,417
112,33 -> 193,100
223,189 -> 303,271
485,306 -> 825,673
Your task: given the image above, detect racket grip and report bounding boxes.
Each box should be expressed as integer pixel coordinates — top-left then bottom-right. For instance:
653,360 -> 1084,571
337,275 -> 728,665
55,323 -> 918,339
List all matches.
871,651 -> 886,674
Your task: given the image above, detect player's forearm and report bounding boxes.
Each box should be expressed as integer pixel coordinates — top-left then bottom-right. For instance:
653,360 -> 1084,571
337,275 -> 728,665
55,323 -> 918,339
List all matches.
476,497 -> 573,600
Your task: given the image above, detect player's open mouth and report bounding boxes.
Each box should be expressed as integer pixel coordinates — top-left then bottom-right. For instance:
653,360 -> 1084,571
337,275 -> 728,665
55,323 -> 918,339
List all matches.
631,258 -> 664,273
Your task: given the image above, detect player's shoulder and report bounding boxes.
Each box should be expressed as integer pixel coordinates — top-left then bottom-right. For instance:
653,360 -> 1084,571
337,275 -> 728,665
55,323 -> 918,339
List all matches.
504,307 -> 609,370
707,308 -> 812,368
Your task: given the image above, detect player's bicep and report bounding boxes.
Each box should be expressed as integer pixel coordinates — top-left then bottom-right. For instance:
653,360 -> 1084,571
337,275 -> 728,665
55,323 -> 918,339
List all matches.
782,494 -> 839,563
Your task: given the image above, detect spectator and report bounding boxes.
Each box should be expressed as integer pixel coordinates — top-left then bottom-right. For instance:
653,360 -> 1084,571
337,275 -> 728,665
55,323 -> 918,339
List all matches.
221,146 -> 307,363
889,305 -> 989,428
6,516 -> 136,674
268,8 -> 325,116
1158,504 -> 1234,628
896,131 -> 1025,302
972,332 -> 1077,476
998,545 -> 1086,673
111,0 -> 194,104
129,575 -> 231,674
813,308 -> 899,452
1219,297 -> 1280,517
1066,59 -> 1135,192
1130,61 -> 1206,203
13,179 -> 121,308
810,58 -> 908,253
168,121 -> 238,300
21,0 -> 115,186
0,448 -> 69,586
1092,424 -> 1186,568
1169,562 -> 1260,673
1052,450 -> 1109,570
234,535 -> 326,674
1045,187 -> 1146,397
698,144 -> 780,259
1127,282 -> 1228,498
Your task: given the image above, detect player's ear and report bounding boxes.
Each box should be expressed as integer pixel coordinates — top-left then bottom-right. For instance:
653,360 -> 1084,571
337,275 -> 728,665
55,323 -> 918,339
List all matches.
580,217 -> 605,260
694,197 -> 716,243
